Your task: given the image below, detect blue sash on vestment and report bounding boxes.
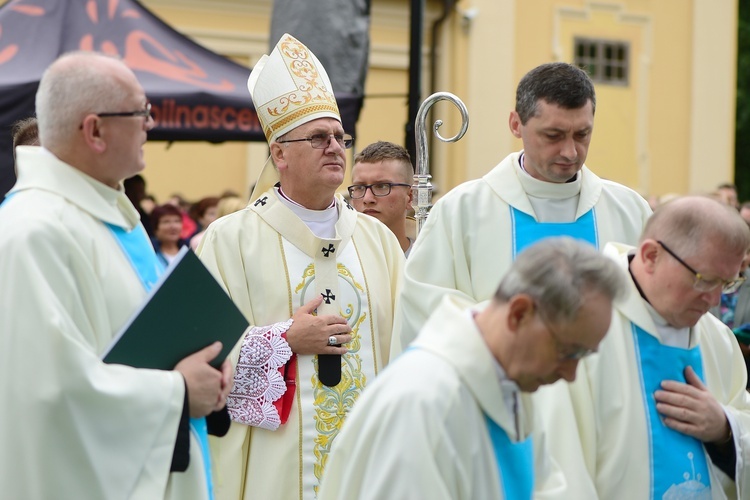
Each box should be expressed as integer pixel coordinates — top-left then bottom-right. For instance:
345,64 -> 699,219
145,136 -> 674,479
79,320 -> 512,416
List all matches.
631,324 -> 712,499
0,191 -> 16,205
510,206 -> 598,257
404,343 -> 535,499
485,415 -> 534,500
107,222 -> 214,500
494,205 -> 597,497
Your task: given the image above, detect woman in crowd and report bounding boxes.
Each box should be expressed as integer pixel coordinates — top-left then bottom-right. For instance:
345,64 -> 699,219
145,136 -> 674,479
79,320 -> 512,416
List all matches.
151,204 -> 186,266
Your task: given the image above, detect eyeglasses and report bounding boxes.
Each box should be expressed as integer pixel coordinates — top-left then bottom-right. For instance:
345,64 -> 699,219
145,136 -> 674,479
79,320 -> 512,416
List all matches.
347,183 -> 411,199
80,102 -> 152,129
536,305 -> 596,361
277,132 -> 353,150
657,240 -> 745,294
97,102 -> 152,120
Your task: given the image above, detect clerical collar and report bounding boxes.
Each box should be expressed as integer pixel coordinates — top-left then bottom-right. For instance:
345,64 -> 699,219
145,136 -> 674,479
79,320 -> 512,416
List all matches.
274,186 -> 338,239
516,154 -> 582,200
515,153 -> 581,222
276,184 -> 336,210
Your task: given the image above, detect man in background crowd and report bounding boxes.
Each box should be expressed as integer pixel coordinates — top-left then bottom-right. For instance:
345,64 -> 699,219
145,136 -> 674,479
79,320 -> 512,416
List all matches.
348,141 -> 414,255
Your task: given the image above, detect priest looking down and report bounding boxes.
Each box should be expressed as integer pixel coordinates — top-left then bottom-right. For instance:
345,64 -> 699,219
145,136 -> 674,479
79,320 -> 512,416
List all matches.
392,62 -> 653,353
535,196 -> 750,499
0,52 -> 232,500
197,34 -> 405,500
318,237 -> 626,500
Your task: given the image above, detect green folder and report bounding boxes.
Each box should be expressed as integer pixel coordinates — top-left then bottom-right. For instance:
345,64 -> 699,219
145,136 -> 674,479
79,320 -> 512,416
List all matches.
103,246 -> 249,370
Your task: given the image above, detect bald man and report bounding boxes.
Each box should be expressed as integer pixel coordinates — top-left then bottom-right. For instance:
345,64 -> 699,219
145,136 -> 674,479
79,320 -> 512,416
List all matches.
0,52 -> 230,499
535,196 -> 750,499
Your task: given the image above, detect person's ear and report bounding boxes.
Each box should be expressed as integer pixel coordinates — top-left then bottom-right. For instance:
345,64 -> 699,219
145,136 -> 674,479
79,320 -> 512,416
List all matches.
80,115 -> 107,153
270,142 -> 287,172
506,293 -> 534,333
639,239 -> 660,274
509,111 -> 523,139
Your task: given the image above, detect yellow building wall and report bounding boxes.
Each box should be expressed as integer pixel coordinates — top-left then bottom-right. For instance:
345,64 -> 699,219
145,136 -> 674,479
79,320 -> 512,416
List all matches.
559,5 -> 644,190
4,0 -> 737,202
447,0 -> 736,198
140,0 -> 429,204
688,0 -> 738,194
511,1 -> 687,196
647,0 -> 693,196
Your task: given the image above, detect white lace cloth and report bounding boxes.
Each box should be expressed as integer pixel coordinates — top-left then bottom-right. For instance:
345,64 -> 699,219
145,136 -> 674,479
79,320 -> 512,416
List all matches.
226,319 -> 293,430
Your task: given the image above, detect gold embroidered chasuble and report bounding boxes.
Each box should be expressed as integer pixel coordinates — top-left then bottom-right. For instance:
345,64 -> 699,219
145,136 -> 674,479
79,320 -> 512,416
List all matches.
199,188 -> 404,500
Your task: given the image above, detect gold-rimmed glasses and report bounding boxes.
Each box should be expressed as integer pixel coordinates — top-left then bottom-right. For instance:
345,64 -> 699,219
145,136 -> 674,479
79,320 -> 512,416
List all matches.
657,240 -> 745,294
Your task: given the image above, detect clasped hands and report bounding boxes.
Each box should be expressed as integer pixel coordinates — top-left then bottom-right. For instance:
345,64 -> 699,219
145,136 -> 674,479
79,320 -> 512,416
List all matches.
654,366 -> 732,445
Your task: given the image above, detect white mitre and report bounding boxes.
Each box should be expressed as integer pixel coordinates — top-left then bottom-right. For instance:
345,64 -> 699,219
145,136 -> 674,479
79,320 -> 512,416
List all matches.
248,33 -> 341,143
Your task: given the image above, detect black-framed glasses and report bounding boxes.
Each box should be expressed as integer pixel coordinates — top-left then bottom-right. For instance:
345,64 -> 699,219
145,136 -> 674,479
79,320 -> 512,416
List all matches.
277,132 -> 353,150
80,102 -> 152,129
657,240 -> 745,294
536,304 -> 596,361
347,183 -> 411,199
97,102 -> 152,119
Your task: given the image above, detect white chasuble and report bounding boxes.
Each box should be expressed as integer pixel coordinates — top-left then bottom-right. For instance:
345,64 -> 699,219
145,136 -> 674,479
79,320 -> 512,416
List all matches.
0,147 -> 208,500
393,151 -> 653,352
318,297 -> 566,500
199,188 -> 404,500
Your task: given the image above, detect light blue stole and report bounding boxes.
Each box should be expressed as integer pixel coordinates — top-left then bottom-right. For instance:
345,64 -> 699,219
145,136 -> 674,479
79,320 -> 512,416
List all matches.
0,191 -> 17,206
510,207 -> 599,256
485,416 -> 534,500
107,223 -> 215,500
631,324 -> 712,498
403,344 -> 535,499
493,205 -> 597,497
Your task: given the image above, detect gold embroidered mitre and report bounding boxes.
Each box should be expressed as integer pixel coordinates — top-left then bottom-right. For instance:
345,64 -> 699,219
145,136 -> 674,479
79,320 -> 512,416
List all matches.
247,33 -> 341,143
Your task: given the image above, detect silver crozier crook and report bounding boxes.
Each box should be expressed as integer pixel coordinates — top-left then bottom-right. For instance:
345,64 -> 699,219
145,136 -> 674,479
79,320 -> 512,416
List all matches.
413,92 -> 469,236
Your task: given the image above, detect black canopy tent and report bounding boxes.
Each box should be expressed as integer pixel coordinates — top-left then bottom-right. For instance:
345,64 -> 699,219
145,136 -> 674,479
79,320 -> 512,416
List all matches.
0,0 -> 363,197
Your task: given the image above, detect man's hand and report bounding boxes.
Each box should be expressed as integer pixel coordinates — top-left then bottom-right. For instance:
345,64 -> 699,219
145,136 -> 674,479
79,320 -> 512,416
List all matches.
175,341 -> 225,418
654,366 -> 731,444
285,295 -> 352,355
217,358 -> 233,412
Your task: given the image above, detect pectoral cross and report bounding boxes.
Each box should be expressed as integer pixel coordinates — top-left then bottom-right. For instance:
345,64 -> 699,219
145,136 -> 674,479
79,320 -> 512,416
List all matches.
321,289 -> 336,304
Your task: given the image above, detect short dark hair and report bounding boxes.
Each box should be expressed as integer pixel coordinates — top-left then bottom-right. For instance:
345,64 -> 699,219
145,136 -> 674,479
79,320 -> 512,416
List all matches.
12,117 -> 39,147
150,204 -> 182,233
12,117 -> 39,161
515,62 -> 596,124
353,141 -> 413,180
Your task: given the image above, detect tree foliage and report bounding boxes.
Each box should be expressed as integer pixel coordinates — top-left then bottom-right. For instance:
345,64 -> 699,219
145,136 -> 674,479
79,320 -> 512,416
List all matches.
735,1 -> 750,201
